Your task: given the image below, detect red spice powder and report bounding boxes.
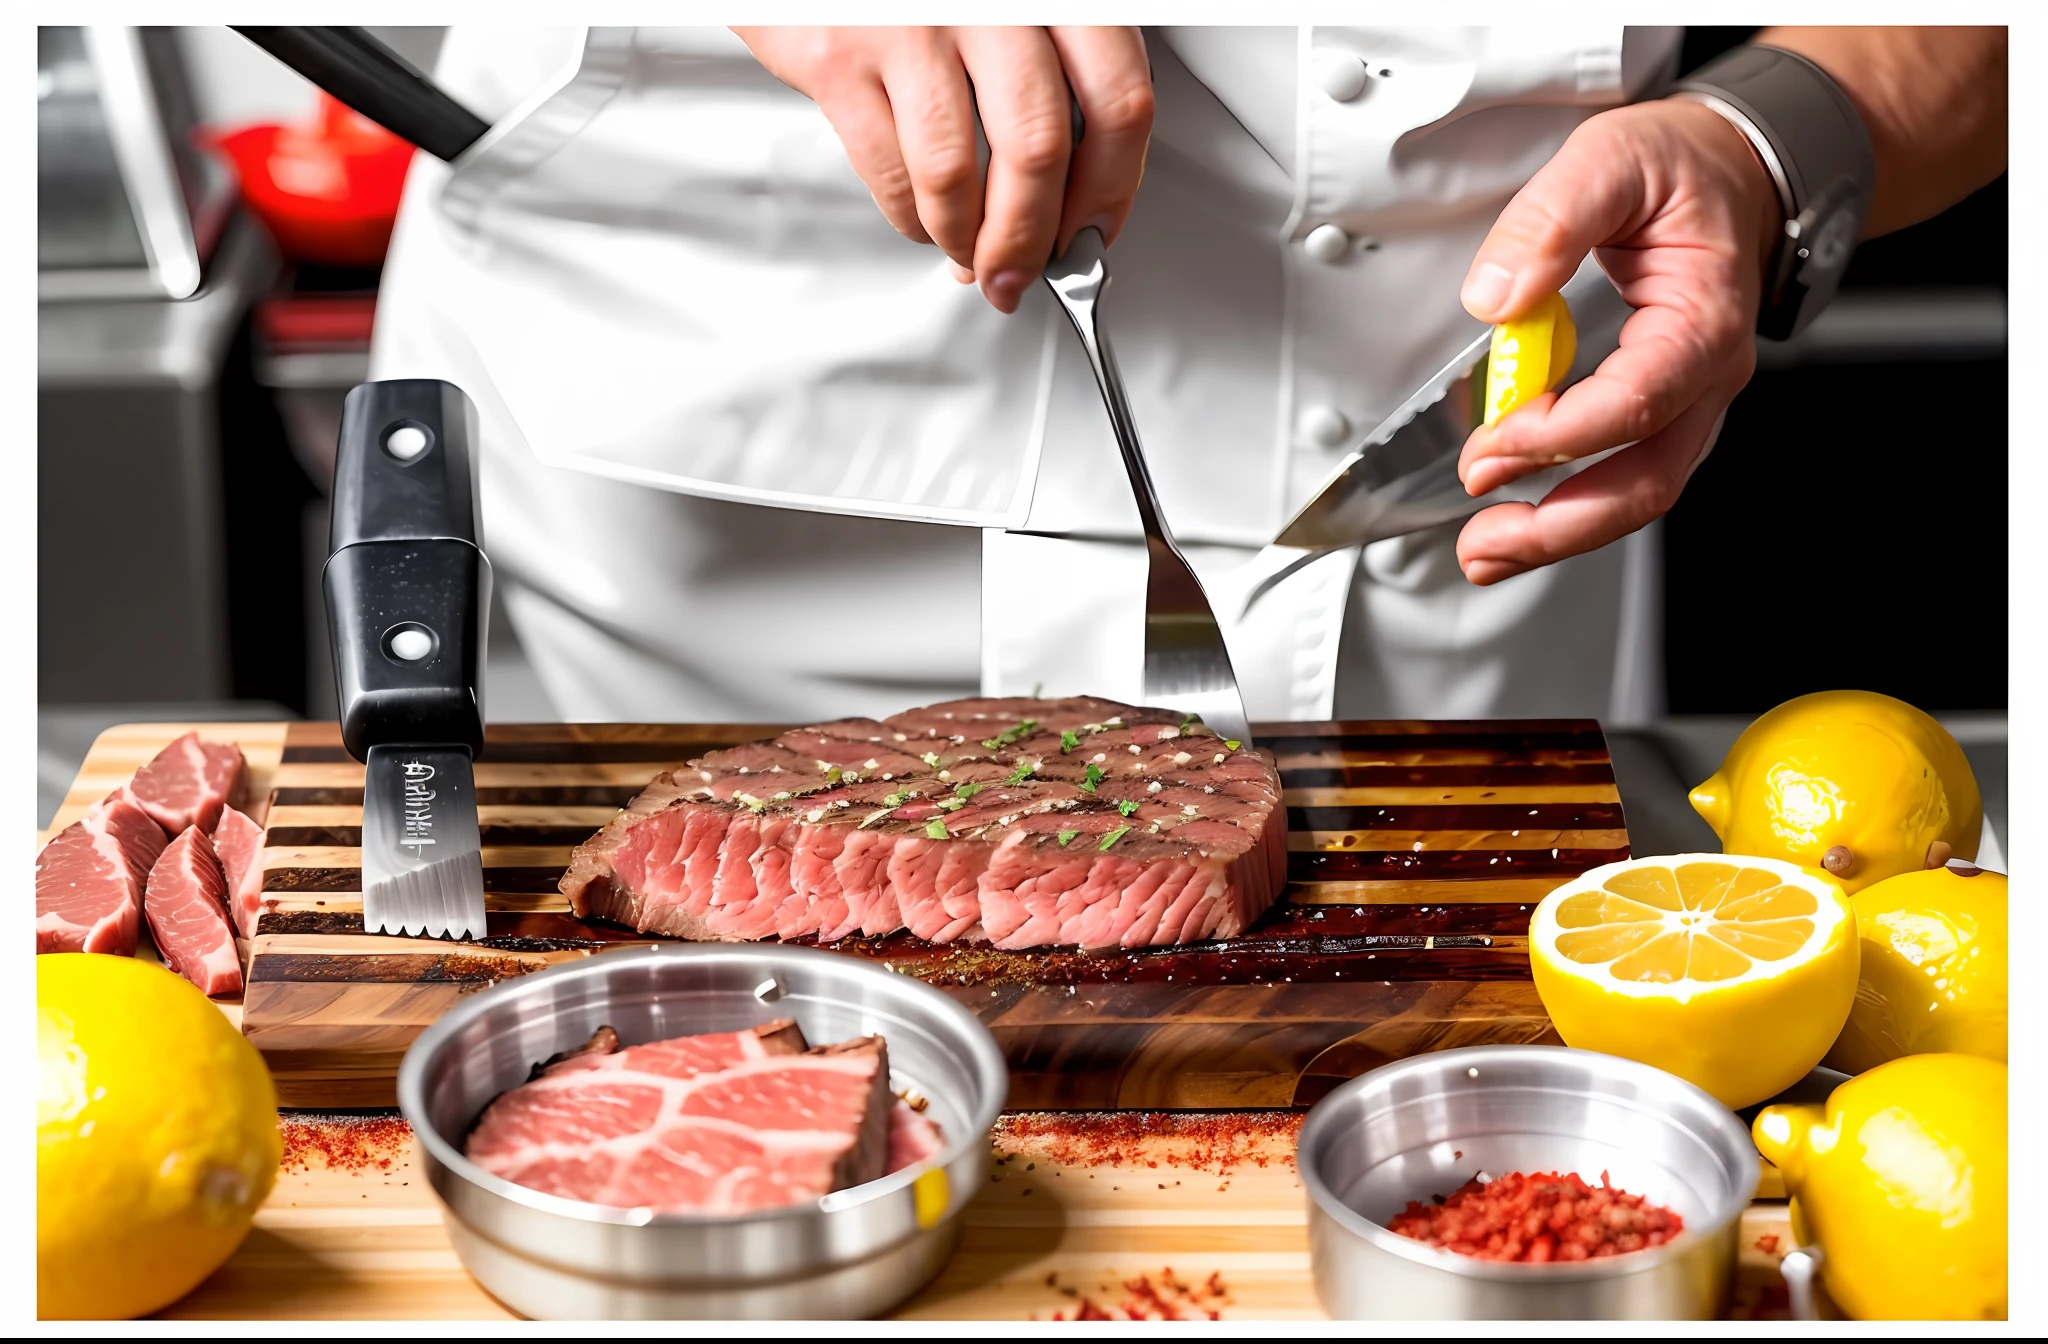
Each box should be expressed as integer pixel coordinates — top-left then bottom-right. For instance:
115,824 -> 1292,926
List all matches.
1049,1268 -> 1231,1321
278,1112 -> 414,1175
993,1111 -> 1302,1176
1389,1170 -> 1682,1264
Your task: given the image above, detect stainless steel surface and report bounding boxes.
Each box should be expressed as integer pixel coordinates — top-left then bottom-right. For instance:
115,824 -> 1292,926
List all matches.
360,743 -> 486,940
1041,228 -> 1252,746
1242,261 -> 1633,612
1299,1045 -> 1759,1320
397,943 -> 1007,1319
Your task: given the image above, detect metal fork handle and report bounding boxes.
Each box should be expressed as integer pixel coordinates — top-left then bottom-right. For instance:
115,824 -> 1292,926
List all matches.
1041,227 -> 1180,556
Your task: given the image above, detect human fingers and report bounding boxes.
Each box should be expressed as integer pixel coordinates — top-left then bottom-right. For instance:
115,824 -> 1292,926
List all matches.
1455,392 -> 1730,586
1045,26 -> 1154,253
876,28 -> 986,269
955,26 -> 1074,312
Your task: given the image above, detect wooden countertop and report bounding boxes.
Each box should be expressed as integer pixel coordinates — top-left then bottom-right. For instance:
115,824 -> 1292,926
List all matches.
47,722 -> 1798,1321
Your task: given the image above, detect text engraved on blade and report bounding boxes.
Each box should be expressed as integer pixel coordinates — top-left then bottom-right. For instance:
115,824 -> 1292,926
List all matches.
401,760 -> 438,851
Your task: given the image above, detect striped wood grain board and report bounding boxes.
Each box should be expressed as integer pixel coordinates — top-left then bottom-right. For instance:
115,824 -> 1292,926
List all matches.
237,719 -> 1628,1107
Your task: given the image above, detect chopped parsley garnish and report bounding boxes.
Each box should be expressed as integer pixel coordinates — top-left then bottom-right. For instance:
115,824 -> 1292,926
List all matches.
1060,729 -> 1082,753
925,818 -> 950,840
1224,740 -> 1242,751
816,762 -> 843,785
1097,825 -> 1131,851
881,791 -> 911,806
934,796 -> 966,812
1080,763 -> 1105,792
980,718 -> 1039,750
1179,714 -> 1198,733
954,782 -> 983,799
921,751 -> 942,768
1056,830 -> 1079,847
1004,760 -> 1036,785
1116,798 -> 1141,817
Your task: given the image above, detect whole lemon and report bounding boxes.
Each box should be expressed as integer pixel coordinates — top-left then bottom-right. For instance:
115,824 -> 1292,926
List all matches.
1689,690 -> 1979,893
38,954 -> 280,1320
1754,1054 -> 2005,1320
1825,864 -> 2006,1074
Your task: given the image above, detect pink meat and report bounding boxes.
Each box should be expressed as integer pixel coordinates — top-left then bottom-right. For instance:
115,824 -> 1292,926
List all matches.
143,827 -> 243,997
465,1021 -> 896,1215
561,696 -> 1284,950
35,792 -> 168,956
211,805 -> 267,939
886,1101 -> 947,1173
121,731 -> 245,835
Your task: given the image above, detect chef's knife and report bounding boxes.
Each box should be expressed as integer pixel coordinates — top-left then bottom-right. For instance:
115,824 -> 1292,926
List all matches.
324,380 -> 492,941
1221,261 -> 1635,615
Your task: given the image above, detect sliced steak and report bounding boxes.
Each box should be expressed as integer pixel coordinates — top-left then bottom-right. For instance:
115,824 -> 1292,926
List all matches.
562,696 -> 1285,950
36,792 -> 168,956
465,1020 -> 894,1214
122,732 -> 246,836
211,805 -> 267,939
143,827 -> 243,997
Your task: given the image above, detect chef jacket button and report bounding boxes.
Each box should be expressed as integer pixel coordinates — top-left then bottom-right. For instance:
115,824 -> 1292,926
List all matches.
1312,49 -> 1370,102
1299,404 -> 1351,448
1303,223 -> 1350,263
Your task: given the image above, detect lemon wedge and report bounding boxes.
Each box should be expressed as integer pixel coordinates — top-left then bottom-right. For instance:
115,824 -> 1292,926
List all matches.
1529,853 -> 1859,1108
1483,289 -> 1577,426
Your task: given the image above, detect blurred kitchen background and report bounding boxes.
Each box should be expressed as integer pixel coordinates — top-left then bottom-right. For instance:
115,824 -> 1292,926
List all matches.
38,26 -> 2007,856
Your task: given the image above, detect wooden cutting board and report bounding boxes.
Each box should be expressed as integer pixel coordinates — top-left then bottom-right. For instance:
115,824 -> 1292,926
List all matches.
226,718 -> 1627,1107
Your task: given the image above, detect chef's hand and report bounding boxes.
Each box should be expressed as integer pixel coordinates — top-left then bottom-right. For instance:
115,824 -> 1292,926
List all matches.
1452,97 -> 1779,586
735,26 -> 1154,314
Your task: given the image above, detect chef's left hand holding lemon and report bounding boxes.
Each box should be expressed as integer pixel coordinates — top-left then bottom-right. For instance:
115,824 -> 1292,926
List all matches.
39,954 -> 280,1320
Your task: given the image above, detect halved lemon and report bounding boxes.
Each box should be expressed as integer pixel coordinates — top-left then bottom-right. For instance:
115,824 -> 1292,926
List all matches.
1529,854 -> 1860,1109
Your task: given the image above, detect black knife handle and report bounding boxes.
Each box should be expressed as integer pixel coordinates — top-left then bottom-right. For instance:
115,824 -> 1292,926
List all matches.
325,380 -> 491,761
231,27 -> 490,163
331,380 -> 483,548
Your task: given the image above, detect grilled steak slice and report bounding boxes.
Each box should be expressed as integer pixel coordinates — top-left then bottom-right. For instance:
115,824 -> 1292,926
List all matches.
465,1020 -> 896,1214
561,696 -> 1285,950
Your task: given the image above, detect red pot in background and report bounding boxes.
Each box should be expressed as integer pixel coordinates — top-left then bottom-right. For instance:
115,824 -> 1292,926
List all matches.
211,93 -> 416,267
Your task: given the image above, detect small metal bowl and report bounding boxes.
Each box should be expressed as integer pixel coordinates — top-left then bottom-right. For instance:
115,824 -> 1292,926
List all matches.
396,942 -> 1008,1319
1299,1045 -> 1759,1320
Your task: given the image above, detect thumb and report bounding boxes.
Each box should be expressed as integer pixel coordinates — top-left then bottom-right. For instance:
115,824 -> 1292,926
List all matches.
1461,115 -> 1643,323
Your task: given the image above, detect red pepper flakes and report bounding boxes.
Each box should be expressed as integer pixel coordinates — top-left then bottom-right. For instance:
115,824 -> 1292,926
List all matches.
1389,1170 -> 1682,1264
1047,1268 -> 1231,1321
993,1111 -> 1302,1176
278,1112 -> 413,1175
1755,1233 -> 1782,1256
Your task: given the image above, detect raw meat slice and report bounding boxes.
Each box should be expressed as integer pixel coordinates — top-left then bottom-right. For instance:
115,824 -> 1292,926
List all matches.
211,805 -> 267,939
36,792 -> 168,955
143,827 -> 243,997
465,1020 -> 895,1214
886,1102 -> 947,1173
121,731 -> 246,836
561,696 -> 1286,950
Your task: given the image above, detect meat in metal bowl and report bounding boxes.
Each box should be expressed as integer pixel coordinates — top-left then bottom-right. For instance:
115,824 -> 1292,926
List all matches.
1298,1045 -> 1760,1320
395,942 -> 1008,1319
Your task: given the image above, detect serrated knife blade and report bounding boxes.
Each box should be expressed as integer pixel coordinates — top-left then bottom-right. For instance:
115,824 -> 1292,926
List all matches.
360,743 -> 486,940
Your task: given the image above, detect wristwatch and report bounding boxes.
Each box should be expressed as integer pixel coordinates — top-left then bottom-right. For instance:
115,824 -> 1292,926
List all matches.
1671,45 -> 1876,341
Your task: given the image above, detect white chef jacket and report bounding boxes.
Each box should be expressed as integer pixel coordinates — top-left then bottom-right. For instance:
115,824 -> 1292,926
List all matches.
371,25 -> 1680,725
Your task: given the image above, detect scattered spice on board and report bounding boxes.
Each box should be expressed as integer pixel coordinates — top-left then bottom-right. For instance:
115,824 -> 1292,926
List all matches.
993,1110 -> 1302,1176
1046,1268 -> 1232,1321
278,1112 -> 413,1175
1389,1170 -> 1683,1263
1755,1233 -> 1782,1256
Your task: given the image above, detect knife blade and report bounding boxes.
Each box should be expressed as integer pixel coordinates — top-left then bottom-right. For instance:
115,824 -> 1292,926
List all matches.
323,379 -> 492,941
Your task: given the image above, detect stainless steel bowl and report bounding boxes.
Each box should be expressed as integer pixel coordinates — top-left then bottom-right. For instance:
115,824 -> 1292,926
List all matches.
395,942 -> 1009,1319
1299,1045 -> 1759,1320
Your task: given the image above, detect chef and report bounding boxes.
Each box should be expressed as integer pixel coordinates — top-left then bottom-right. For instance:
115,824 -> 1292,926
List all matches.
370,26 -> 2005,725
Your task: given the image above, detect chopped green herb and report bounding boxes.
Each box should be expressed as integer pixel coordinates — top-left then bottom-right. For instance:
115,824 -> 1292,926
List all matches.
882,791 -> 910,807
1179,714 -> 1198,733
921,751 -> 942,768
1224,740 -> 1242,751
1060,729 -> 1082,754
980,718 -> 1039,751
1116,798 -> 1141,817
934,796 -> 966,812
1097,825 -> 1132,851
1056,830 -> 1079,847
954,782 -> 983,799
1004,760 -> 1036,785
815,761 -> 844,786
925,818 -> 950,840
1080,763 -> 1105,792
